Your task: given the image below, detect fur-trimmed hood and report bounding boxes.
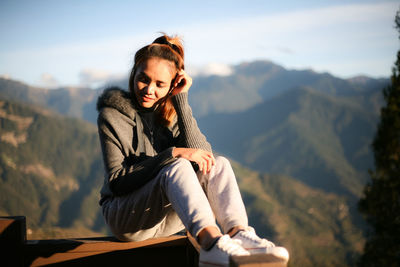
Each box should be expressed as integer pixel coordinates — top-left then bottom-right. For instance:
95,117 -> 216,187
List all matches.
96,87 -> 138,120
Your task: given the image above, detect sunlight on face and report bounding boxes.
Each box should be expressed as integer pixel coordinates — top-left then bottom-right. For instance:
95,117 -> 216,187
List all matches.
133,57 -> 176,108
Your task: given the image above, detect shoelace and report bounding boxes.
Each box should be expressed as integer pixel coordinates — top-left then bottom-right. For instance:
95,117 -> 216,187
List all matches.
217,235 -> 248,255
239,229 -> 275,247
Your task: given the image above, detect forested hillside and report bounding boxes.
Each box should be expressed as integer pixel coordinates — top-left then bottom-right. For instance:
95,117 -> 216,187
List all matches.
0,98 -> 106,238
199,87 -> 378,199
232,161 -> 363,266
0,97 -> 364,265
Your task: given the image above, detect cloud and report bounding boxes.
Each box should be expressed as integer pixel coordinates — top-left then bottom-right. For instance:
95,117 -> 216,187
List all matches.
79,68 -> 125,87
39,73 -> 59,88
0,33 -> 151,87
275,46 -> 295,55
188,63 -> 234,77
173,1 -> 397,77
0,74 -> 11,80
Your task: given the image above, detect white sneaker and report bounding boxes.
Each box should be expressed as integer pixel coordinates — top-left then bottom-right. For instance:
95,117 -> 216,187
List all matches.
232,227 -> 289,262
199,234 -> 250,267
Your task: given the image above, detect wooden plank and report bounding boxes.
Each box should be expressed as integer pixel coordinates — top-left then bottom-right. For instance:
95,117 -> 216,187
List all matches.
24,235 -> 195,266
25,235 -> 187,253
27,245 -> 190,267
230,254 -> 287,267
0,215 -> 200,266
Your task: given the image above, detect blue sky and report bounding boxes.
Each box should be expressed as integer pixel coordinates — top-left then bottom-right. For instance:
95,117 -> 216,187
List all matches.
0,0 -> 398,88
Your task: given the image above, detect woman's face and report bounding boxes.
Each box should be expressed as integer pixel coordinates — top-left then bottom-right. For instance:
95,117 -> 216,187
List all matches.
133,57 -> 176,108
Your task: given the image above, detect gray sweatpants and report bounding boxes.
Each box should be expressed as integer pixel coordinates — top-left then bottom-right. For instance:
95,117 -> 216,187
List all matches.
101,156 -> 248,241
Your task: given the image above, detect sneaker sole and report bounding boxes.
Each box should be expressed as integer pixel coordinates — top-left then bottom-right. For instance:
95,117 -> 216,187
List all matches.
246,247 -> 289,262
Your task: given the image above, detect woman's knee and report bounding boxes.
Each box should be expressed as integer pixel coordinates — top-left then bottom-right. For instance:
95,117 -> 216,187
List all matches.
162,157 -> 197,183
167,158 -> 195,175
207,156 -> 237,185
214,156 -> 232,170
174,157 -> 193,168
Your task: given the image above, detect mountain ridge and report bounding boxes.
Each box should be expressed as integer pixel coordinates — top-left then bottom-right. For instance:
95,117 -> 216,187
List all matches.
189,60 -> 387,117
199,86 -> 377,200
0,60 -> 388,121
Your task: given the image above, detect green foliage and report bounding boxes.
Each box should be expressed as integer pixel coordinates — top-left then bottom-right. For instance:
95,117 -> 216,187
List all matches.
0,98 -> 106,237
358,10 -> 400,267
232,161 -> 364,267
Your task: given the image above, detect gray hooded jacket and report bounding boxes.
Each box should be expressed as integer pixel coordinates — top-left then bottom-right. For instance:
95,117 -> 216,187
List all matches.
96,87 -> 212,204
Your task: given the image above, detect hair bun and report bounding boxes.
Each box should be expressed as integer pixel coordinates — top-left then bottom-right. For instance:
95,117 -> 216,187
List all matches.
153,34 -> 184,61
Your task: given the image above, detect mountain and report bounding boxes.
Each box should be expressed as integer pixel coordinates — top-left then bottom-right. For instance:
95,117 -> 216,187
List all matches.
0,97 -> 106,238
189,61 -> 387,117
0,78 -> 101,123
0,61 -> 388,122
199,87 -> 378,200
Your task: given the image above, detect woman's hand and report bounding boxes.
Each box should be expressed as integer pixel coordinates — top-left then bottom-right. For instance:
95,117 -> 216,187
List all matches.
173,147 -> 215,174
170,70 -> 192,96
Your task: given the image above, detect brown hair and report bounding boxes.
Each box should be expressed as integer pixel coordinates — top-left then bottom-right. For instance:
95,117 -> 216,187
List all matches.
129,34 -> 184,126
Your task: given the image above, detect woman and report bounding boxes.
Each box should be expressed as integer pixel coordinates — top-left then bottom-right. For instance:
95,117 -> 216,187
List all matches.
96,34 -> 289,266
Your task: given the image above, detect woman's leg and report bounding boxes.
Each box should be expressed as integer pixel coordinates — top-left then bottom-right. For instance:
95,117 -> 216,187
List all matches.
161,158 -> 219,239
197,156 -> 249,234
102,158 -> 219,242
197,157 -> 290,262
102,175 -> 185,241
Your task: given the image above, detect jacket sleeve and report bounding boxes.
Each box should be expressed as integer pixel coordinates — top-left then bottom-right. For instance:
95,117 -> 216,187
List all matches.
97,108 -> 176,196
171,92 -> 212,152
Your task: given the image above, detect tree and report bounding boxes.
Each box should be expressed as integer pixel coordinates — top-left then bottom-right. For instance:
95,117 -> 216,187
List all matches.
358,9 -> 400,267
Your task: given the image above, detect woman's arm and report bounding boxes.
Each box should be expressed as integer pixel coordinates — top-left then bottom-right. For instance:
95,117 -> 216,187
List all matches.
98,108 -> 176,196
169,70 -> 215,173
170,70 -> 212,152
171,92 -> 212,152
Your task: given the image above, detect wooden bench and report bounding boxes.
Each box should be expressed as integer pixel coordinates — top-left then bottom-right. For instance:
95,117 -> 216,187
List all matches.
25,235 -> 197,266
1,216 -> 287,266
1,216 -> 197,266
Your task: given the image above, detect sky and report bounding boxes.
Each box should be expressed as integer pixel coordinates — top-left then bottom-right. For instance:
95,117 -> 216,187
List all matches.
0,0 -> 398,88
